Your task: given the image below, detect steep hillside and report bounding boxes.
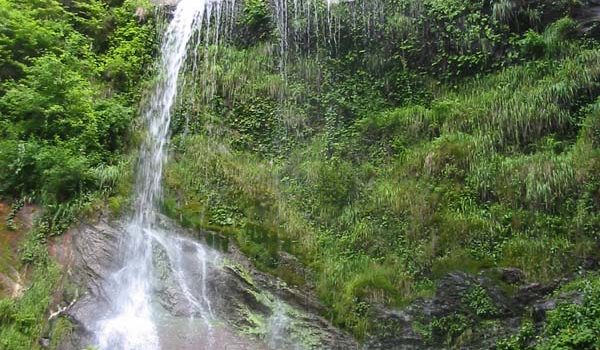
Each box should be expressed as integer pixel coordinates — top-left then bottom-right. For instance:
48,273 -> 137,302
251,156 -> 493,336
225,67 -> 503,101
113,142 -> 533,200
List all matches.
0,0 -> 157,348
1,0 -> 600,349
163,0 -> 600,347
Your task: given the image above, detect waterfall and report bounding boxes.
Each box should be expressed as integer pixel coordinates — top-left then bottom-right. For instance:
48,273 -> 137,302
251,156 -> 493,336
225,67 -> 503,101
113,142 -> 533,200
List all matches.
94,1 -> 222,349
86,1 -> 375,349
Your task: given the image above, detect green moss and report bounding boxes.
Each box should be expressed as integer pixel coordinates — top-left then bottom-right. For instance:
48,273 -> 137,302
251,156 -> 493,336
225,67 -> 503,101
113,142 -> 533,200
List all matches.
237,304 -> 268,337
49,317 -> 73,350
223,261 -> 256,288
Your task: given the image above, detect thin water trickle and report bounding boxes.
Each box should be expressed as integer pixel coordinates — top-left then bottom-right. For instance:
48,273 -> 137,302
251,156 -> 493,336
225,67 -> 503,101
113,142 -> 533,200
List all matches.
266,302 -> 297,350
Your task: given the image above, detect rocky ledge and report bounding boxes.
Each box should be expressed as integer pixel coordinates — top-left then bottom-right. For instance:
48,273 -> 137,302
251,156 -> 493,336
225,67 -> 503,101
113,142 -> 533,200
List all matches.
365,266 -> 596,349
44,211 -> 598,349
48,214 -> 357,350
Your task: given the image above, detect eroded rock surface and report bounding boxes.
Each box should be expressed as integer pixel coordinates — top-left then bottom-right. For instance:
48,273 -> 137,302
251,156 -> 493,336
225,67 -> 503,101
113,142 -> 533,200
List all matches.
0,202 -> 39,299
54,214 -> 357,350
365,268 -> 593,349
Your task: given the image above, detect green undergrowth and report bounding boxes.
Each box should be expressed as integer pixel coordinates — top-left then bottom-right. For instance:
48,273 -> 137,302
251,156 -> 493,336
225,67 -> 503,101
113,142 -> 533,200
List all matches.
0,0 -> 158,348
497,274 -> 600,349
0,217 -> 62,350
0,0 -> 155,207
0,266 -> 60,350
536,274 -> 600,349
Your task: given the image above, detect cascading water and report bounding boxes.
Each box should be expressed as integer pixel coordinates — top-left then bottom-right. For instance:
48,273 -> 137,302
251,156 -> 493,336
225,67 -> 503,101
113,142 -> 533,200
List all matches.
94,1 -> 221,349
80,1 -> 375,349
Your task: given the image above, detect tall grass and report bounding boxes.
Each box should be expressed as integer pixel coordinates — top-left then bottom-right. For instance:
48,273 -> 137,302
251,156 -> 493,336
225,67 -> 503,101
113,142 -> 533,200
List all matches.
445,49 -> 600,149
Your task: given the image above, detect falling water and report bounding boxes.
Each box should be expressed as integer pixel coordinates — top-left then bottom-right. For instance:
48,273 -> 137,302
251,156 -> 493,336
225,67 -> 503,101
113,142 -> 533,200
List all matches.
94,1 -> 222,349
266,302 -> 301,350
87,1 -> 384,349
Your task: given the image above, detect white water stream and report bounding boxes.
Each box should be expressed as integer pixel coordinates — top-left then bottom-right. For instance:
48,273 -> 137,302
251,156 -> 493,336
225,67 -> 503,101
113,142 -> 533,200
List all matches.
94,1 -> 221,349
89,1 -> 372,348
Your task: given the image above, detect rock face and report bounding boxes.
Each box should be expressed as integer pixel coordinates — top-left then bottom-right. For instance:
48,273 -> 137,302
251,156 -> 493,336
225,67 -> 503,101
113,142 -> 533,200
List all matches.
0,202 -> 39,299
53,214 -> 357,350
48,213 -> 594,350
364,269 -> 590,349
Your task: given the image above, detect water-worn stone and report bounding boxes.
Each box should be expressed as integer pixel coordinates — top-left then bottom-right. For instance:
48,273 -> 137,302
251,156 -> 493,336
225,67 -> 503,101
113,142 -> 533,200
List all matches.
53,215 -> 357,350
498,268 -> 525,285
432,272 -> 477,317
513,281 -> 561,309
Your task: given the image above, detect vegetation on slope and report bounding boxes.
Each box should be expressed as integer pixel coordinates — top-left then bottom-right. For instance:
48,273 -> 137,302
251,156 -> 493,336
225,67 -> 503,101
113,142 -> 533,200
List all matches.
163,0 -> 600,341
0,0 -> 599,347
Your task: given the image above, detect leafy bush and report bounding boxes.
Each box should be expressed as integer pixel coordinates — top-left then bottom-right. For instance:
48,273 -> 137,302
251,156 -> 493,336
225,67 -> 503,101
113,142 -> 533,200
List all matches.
0,265 -> 60,350
36,147 -> 95,203
517,30 -> 547,59
462,285 -> 497,318
536,275 -> 600,349
0,0 -> 156,205
237,0 -> 273,45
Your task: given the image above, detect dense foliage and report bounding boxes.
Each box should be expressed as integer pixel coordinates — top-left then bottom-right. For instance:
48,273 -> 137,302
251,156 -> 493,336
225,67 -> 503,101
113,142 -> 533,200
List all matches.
0,0 -> 157,348
1,0 -> 600,347
0,0 -> 156,205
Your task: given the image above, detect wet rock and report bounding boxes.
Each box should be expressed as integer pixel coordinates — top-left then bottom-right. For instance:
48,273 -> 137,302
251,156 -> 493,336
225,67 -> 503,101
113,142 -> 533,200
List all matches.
513,281 -> 561,309
532,290 -> 584,322
532,299 -> 556,322
365,270 -> 580,349
574,0 -> 600,37
15,203 -> 40,229
498,268 -> 525,285
363,305 -> 430,350
39,337 -> 50,348
432,272 -> 477,317
55,216 -> 357,349
582,256 -> 599,271
0,202 -> 39,299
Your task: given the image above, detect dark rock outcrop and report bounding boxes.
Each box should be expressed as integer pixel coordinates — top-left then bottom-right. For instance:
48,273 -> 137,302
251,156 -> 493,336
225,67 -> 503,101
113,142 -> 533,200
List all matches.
365,268 -> 588,349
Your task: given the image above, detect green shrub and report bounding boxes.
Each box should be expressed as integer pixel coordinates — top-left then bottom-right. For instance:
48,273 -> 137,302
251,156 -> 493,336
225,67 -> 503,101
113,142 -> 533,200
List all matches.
0,264 -> 60,350
517,30 -> 547,59
463,285 -> 497,318
36,147 -> 95,203
0,140 -> 41,197
496,319 -> 535,350
580,100 -> 600,147
430,313 -> 471,345
543,17 -> 580,57
536,276 -> 600,349
238,0 -> 272,45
